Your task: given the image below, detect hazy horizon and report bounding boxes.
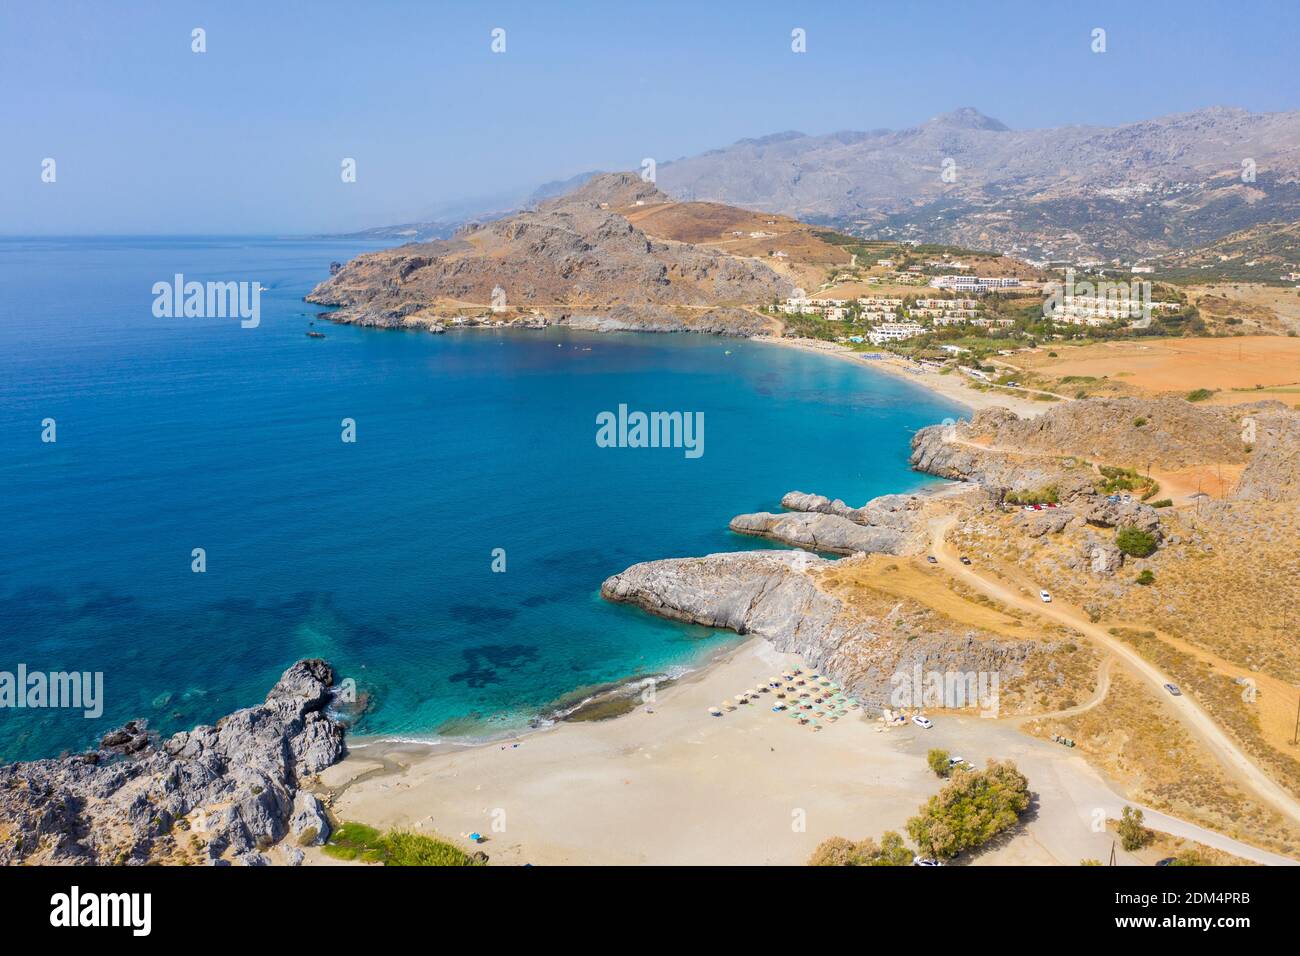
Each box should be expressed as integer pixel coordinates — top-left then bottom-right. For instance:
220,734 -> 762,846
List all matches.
6,0 -> 1300,235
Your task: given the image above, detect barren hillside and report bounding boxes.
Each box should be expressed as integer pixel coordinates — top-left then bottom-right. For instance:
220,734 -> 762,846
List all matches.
306,174 -> 794,334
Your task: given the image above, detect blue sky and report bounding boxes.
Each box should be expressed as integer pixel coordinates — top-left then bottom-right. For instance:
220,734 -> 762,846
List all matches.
4,0 -> 1299,234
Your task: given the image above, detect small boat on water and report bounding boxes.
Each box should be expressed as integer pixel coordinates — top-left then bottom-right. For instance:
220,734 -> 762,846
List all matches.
306,331 -> 326,339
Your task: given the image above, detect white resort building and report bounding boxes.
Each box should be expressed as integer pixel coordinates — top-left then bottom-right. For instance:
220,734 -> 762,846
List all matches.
867,322 -> 925,344
930,275 -> 1022,292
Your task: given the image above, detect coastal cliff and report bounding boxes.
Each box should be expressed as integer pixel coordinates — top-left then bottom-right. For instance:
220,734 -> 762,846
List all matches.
0,660 -> 346,866
600,395 -> 1300,714
601,550 -> 1074,712
306,173 -> 791,335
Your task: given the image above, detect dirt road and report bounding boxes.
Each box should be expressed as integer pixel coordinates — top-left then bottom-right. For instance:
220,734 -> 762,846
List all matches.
929,514 -> 1300,826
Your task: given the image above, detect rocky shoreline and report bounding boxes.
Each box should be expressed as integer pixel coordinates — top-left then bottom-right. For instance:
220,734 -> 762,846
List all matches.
601,395 -> 1300,713
0,660 -> 347,866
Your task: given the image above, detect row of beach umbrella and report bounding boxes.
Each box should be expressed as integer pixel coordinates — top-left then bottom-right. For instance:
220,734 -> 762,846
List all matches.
708,667 -> 861,727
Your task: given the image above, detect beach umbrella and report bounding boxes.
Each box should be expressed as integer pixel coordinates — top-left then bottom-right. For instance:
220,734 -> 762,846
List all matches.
733,694 -> 747,702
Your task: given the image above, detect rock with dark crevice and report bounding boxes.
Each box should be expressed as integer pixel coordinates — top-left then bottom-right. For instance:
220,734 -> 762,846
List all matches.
0,659 -> 346,866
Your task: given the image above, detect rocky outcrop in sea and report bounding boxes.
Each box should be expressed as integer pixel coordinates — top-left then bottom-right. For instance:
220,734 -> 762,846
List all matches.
0,659 -> 346,866
728,488 -> 956,555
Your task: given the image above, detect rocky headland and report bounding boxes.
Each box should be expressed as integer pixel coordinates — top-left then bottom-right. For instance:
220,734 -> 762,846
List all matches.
600,549 -> 1063,713
602,395 -> 1300,718
0,660 -> 346,866
306,173 -> 791,336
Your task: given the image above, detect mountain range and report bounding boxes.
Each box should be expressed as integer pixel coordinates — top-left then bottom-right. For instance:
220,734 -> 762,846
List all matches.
345,106 -> 1300,263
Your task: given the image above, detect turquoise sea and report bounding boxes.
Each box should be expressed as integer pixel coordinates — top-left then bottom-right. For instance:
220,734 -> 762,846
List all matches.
0,237 -> 963,761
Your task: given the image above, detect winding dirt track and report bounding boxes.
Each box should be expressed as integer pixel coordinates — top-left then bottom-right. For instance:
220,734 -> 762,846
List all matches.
929,514 -> 1300,827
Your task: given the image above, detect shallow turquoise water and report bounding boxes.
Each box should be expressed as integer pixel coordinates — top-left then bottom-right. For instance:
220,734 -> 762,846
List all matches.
0,237 -> 963,760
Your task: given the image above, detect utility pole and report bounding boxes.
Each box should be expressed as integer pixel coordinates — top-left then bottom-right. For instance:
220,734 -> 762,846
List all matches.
1293,694 -> 1299,747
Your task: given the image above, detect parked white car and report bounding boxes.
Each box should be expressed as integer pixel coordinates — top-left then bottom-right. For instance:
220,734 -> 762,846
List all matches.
912,715 -> 933,729
1039,589 -> 1052,603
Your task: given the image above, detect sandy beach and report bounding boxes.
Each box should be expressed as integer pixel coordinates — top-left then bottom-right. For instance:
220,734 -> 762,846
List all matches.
311,638 -> 1294,866
751,336 -> 1052,418
303,333 -> 1298,868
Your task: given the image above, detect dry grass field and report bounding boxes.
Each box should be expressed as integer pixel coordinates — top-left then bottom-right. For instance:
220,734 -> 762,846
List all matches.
1188,283 -> 1300,333
620,200 -> 851,291
1029,670 -> 1300,857
949,498 -> 1300,825
816,554 -> 1099,716
1012,336 -> 1300,406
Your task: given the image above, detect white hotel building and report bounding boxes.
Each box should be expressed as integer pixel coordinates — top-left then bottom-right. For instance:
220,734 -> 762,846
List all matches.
867,322 -> 926,345
930,275 -> 1022,293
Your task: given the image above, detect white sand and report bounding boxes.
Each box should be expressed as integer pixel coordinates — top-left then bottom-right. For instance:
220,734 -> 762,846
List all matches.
311,638 -> 1292,866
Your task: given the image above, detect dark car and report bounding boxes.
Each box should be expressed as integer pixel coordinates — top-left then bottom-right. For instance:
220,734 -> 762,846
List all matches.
960,556 -> 972,565
926,555 -> 938,564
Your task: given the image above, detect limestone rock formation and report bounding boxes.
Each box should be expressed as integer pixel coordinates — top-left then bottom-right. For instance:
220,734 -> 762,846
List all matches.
0,659 -> 346,865
601,551 -> 1049,711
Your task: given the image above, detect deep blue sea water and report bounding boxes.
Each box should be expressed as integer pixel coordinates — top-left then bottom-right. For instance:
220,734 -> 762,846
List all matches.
0,236 -> 963,761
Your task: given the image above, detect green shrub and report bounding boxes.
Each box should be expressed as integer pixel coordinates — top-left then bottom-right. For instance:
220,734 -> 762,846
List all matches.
808,836 -> 866,866
1116,525 -> 1158,558
1150,499 -> 1173,508
1005,485 -> 1059,506
1133,417 -> 1148,427
906,760 -> 1030,861
809,831 -> 914,866
323,821 -> 479,866
1118,805 -> 1154,851
927,748 -> 951,778
1186,388 -> 1215,402
1136,569 -> 1155,586
380,831 -> 479,866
